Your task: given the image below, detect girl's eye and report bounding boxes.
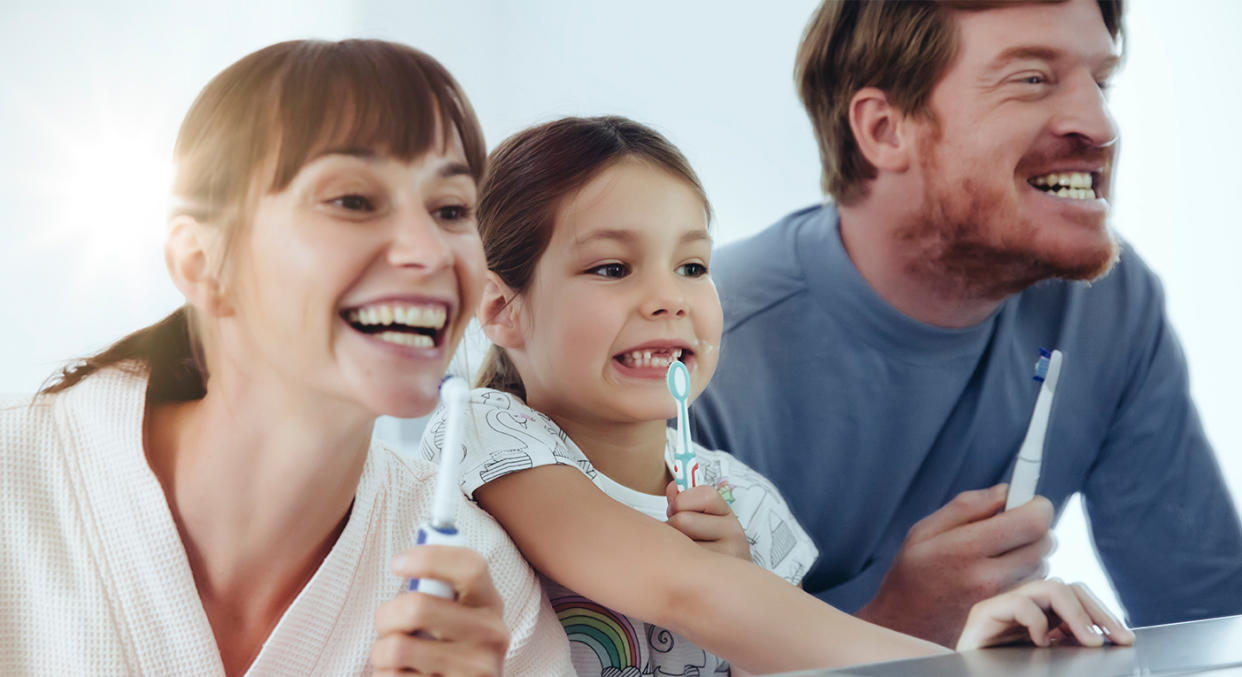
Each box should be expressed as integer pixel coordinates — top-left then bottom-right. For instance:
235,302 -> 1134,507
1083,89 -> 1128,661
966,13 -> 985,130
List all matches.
587,262 -> 629,279
330,194 -> 374,212
677,262 -> 708,278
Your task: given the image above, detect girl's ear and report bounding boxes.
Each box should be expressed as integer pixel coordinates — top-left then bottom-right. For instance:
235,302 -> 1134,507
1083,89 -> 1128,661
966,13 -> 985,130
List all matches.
478,271 -> 524,350
165,215 -> 234,317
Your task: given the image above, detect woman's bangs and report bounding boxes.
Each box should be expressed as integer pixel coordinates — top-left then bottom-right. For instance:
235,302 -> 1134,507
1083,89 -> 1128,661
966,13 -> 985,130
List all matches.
267,40 -> 485,192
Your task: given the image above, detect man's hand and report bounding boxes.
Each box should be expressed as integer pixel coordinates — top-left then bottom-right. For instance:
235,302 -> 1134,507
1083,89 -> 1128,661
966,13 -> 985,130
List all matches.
856,484 -> 1054,647
665,481 -> 751,561
371,546 -> 510,677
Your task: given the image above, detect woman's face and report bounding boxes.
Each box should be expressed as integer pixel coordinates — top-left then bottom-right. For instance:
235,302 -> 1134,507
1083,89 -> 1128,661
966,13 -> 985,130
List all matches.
222,131 -> 484,419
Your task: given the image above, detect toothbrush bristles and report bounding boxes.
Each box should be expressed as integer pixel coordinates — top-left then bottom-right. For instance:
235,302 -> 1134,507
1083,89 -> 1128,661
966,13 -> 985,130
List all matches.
1033,348 -> 1052,382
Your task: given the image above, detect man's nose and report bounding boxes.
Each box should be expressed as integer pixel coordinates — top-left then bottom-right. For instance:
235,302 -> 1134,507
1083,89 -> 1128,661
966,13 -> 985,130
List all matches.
1050,70 -> 1119,149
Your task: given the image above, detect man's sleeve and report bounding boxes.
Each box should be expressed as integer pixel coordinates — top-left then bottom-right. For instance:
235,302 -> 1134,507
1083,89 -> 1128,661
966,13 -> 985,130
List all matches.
1084,272 -> 1242,626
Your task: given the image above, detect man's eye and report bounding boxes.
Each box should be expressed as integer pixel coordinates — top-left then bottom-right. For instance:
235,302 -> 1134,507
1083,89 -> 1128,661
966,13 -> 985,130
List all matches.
330,194 -> 374,212
677,262 -> 708,278
1023,75 -> 1046,85
587,263 -> 629,279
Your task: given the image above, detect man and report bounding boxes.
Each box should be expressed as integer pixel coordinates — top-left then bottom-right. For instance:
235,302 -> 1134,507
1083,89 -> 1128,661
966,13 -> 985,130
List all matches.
693,0 -> 1242,646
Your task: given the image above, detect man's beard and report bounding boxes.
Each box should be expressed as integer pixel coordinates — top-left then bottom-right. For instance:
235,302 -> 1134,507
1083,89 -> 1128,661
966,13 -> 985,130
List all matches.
897,133 -> 1120,303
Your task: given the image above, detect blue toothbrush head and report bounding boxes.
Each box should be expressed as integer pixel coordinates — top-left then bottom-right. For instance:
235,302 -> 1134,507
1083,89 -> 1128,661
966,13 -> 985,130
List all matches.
666,360 -> 690,403
1033,348 -> 1052,382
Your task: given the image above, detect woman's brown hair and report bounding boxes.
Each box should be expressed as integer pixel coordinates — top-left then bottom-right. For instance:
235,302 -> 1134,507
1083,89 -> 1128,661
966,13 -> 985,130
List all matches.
475,115 -> 710,401
41,39 -> 485,401
796,0 -> 1124,206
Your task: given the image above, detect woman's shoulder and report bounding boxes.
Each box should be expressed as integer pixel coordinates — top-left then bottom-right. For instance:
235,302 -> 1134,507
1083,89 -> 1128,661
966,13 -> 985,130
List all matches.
0,392 -> 59,464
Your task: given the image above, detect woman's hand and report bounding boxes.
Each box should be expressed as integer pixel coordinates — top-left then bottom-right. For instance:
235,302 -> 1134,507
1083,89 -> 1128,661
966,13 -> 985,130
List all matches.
665,481 -> 751,561
955,578 -> 1135,651
371,546 -> 510,676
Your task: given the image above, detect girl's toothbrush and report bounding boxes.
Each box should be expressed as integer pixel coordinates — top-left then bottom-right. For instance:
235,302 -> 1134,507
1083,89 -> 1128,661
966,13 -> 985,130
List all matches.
1006,348 -> 1064,510
406,375 -> 471,598
666,360 -> 699,493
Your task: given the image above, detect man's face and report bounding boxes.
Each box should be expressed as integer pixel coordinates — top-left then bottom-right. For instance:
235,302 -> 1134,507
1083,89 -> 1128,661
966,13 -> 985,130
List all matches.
903,0 -> 1122,299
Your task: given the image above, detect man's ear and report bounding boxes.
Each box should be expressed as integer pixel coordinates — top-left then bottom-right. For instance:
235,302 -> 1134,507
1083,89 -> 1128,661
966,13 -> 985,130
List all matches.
477,271 -> 524,350
848,87 -> 914,174
165,215 -> 234,317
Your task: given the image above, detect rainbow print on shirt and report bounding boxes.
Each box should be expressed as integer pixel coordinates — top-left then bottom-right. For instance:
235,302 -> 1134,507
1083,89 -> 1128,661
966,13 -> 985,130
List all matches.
553,595 -> 642,673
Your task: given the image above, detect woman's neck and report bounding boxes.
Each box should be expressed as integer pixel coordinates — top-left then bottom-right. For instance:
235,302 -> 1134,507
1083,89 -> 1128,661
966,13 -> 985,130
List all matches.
144,368 -> 373,675
550,414 -> 672,496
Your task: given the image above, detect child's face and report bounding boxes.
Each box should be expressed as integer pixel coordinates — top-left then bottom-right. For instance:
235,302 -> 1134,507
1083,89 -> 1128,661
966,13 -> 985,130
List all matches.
514,158 -> 721,426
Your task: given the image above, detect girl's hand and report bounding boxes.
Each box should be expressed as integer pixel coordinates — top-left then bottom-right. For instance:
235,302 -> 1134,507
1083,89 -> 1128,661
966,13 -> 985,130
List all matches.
665,480 -> 751,561
955,579 -> 1135,651
371,546 -> 511,676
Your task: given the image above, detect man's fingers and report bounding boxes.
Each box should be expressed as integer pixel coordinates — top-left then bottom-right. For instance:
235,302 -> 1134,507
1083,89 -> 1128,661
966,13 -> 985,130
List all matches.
949,496 -> 1053,557
390,545 -> 505,611
987,532 -> 1053,587
907,485 -> 1008,543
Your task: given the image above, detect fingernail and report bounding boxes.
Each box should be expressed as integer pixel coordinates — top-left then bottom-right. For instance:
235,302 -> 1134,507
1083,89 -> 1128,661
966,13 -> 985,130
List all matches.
392,554 -> 411,572
994,483 -> 1008,497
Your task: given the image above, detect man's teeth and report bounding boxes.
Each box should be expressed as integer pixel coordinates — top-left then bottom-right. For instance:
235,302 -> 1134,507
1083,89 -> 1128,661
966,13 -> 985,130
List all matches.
1030,171 -> 1097,199
620,348 -> 683,369
376,331 -> 433,348
346,304 -> 447,329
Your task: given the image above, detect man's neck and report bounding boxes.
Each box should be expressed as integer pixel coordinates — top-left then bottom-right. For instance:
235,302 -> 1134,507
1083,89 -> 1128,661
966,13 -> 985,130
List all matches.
837,202 -> 1004,329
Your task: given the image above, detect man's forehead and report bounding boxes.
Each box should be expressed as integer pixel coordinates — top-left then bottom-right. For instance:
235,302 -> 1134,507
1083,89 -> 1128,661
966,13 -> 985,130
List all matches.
951,0 -> 1118,69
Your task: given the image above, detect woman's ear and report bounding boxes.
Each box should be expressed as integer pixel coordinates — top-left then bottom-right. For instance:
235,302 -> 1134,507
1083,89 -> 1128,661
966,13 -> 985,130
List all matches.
165,215 -> 234,317
848,86 -> 914,174
477,272 -> 524,350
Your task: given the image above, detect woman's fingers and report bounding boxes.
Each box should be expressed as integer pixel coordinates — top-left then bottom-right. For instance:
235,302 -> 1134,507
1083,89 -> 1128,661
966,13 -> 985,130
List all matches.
370,632 -> 502,676
374,589 -> 509,647
390,545 -> 506,611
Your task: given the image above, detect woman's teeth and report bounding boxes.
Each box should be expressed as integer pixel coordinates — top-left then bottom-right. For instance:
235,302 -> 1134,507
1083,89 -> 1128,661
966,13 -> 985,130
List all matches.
619,349 -> 683,369
1030,171 -> 1097,200
346,304 -> 446,329
376,331 -> 433,348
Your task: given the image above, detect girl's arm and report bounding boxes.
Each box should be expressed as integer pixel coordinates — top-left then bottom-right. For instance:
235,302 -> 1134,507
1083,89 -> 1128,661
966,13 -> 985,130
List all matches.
475,465 -> 946,673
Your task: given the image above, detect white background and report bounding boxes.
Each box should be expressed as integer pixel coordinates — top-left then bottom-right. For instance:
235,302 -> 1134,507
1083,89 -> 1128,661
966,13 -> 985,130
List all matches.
2,1 -> 1238,622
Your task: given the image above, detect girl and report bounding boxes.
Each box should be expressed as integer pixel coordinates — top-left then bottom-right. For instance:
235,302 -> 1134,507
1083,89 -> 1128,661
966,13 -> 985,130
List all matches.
0,40 -> 571,676
422,116 -> 1133,674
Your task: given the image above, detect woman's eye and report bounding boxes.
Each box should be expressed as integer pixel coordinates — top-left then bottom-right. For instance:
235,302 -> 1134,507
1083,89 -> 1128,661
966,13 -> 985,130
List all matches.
435,204 -> 472,221
1019,74 -> 1047,86
330,194 -> 374,212
587,262 -> 629,279
677,262 -> 708,278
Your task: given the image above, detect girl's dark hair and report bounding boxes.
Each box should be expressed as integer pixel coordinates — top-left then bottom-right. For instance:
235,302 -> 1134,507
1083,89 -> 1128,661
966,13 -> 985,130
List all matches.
475,116 -> 711,400
41,39 -> 485,400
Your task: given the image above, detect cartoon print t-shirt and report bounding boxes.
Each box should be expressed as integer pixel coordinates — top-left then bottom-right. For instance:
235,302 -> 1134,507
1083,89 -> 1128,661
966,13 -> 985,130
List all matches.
421,388 -> 819,676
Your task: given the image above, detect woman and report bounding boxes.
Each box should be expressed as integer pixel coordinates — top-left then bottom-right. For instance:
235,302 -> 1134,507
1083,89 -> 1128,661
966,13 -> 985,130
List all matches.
0,40 -> 571,676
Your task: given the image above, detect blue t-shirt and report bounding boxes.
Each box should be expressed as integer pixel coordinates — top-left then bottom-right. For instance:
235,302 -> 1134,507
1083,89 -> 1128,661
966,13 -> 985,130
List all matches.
692,203 -> 1242,626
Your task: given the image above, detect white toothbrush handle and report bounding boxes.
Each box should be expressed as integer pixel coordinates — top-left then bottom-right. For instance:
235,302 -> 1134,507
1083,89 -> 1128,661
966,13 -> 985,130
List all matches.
404,523 -> 464,599
1006,351 -> 1063,510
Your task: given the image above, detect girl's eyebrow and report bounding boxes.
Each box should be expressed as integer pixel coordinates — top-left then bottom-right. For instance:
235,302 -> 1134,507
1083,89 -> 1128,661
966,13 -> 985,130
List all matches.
573,228 -> 711,247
